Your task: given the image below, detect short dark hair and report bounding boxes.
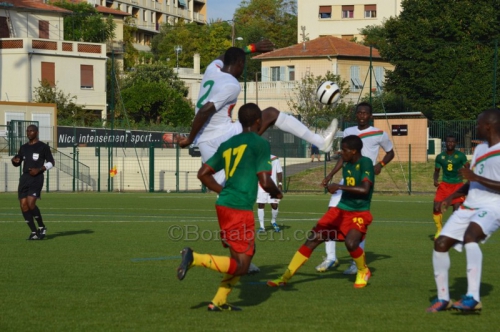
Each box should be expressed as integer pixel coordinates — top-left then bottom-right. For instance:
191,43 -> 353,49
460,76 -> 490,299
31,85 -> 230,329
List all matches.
482,108 -> 500,131
224,47 -> 245,66
356,102 -> 373,114
27,124 -> 38,131
445,134 -> 456,141
342,135 -> 363,151
238,103 -> 262,127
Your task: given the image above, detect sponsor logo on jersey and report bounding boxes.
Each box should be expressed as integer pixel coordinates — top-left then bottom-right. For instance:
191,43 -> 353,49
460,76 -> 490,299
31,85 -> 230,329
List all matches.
33,153 -> 39,161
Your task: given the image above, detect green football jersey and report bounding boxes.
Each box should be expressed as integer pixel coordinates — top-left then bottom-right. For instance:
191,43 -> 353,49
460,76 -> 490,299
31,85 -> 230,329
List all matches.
435,150 -> 468,184
206,132 -> 272,210
338,156 -> 375,211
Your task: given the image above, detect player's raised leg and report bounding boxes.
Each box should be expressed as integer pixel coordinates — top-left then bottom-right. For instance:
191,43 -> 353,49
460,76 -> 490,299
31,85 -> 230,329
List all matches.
259,107 -> 338,153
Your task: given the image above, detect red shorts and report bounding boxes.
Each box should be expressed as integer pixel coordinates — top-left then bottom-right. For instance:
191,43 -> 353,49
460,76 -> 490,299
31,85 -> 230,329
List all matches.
312,207 -> 373,241
216,205 -> 255,256
434,182 -> 465,205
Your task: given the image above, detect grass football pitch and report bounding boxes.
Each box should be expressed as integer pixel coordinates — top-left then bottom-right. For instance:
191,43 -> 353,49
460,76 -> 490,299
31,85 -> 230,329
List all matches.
1,192 -> 499,331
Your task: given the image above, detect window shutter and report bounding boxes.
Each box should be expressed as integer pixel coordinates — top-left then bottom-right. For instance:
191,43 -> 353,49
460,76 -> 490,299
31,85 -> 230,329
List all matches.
280,66 -> 286,81
39,20 -> 49,39
81,65 -> 94,88
41,62 -> 55,87
262,67 -> 269,82
319,6 -> 331,13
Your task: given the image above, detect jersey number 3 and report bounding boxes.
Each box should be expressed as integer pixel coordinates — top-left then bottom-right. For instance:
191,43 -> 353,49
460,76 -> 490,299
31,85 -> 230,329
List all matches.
222,145 -> 248,179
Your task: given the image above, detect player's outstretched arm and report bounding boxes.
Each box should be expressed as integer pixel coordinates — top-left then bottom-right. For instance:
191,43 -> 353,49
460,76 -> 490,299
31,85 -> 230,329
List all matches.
179,102 -> 217,148
460,168 -> 500,192
322,156 -> 343,187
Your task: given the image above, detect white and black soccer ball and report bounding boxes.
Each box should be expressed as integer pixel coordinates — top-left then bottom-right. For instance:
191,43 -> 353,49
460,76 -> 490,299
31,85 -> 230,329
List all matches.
316,81 -> 341,105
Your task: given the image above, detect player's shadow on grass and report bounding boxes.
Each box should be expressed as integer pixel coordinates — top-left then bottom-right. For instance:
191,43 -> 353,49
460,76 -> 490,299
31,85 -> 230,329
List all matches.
364,251 -> 391,264
45,229 -> 94,240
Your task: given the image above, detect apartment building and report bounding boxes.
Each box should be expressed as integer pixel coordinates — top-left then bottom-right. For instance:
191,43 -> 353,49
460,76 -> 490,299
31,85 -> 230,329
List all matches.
91,0 -> 207,51
249,36 -> 394,111
0,0 -> 108,122
298,0 -> 402,42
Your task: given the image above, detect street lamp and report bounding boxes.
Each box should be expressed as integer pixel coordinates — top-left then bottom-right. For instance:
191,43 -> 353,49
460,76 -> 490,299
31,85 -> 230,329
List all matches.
174,45 -> 182,73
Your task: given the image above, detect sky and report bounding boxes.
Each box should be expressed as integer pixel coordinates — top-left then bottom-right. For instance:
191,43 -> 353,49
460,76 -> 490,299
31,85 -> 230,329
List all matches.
206,0 -> 243,22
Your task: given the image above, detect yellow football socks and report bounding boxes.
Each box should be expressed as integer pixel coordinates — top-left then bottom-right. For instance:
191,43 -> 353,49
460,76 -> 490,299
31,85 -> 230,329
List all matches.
282,245 -> 312,282
211,274 -> 240,306
193,253 -> 234,274
433,213 -> 443,239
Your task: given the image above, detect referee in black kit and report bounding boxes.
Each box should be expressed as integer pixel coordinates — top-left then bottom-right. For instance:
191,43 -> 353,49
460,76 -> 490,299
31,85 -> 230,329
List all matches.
11,124 -> 55,240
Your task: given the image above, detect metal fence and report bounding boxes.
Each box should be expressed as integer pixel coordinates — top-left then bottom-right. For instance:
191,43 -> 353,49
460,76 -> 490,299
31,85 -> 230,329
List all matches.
0,122 -> 476,195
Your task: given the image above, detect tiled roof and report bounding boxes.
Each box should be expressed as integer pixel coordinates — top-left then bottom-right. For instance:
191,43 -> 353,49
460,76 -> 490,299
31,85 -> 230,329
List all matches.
253,36 -> 381,60
94,5 -> 130,16
0,0 -> 72,13
66,0 -> 130,16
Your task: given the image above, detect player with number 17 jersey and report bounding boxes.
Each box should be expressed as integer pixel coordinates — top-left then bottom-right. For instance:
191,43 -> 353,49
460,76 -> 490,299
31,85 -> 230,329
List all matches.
194,59 -> 241,145
206,131 -> 272,211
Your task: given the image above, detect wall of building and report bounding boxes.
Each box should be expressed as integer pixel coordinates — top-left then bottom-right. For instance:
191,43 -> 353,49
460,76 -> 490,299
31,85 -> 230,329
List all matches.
297,0 -> 402,41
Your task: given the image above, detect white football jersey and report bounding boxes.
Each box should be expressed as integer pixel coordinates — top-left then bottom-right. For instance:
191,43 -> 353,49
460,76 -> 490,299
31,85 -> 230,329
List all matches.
463,142 -> 500,209
343,126 -> 393,165
258,155 -> 282,194
194,59 -> 241,144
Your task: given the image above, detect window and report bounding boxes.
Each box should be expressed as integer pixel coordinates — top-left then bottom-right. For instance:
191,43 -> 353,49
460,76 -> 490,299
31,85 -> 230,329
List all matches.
319,6 -> 331,19
32,113 -> 51,141
0,17 -> 9,38
81,65 -> 94,89
350,66 -> 363,91
287,66 -> 295,81
364,4 -> 377,18
271,67 -> 281,81
342,5 -> 354,18
39,20 -> 49,39
374,66 -> 385,92
41,62 -> 55,87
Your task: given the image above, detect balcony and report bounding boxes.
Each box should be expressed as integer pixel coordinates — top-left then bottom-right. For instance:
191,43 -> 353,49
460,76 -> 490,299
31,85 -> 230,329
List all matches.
0,38 -> 106,58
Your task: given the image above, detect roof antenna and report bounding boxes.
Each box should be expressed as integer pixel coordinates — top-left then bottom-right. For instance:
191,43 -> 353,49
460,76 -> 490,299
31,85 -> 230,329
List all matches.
301,26 -> 308,51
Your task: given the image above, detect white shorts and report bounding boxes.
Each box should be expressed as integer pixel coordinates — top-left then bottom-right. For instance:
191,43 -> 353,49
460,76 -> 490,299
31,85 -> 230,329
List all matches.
198,122 -> 242,185
198,122 -> 243,163
441,207 -> 500,251
256,190 -> 280,204
328,179 -> 344,207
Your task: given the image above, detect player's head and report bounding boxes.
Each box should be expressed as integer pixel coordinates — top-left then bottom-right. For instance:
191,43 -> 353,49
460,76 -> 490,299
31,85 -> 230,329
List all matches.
477,108 -> 500,140
340,135 -> 363,162
223,47 -> 245,78
356,102 -> 373,114
355,102 -> 373,127
238,103 -> 262,130
26,124 -> 38,140
445,135 -> 457,151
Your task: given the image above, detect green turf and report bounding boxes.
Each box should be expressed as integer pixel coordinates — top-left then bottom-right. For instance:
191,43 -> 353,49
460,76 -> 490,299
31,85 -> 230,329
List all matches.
1,192 -> 498,331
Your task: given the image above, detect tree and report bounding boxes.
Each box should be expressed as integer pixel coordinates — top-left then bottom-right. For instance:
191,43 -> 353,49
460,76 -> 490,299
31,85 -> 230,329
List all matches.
233,0 -> 298,82
123,17 -> 139,70
151,20 -> 231,72
287,72 -> 353,129
119,63 -> 194,126
51,1 -> 116,43
33,81 -> 92,125
373,0 -> 500,120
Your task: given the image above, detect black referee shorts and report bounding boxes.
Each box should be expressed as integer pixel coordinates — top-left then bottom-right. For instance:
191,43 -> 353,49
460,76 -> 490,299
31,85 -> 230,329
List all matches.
18,173 -> 44,200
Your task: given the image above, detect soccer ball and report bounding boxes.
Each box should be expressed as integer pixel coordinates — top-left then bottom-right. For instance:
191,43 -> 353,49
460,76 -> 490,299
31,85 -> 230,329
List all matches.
316,81 -> 341,105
